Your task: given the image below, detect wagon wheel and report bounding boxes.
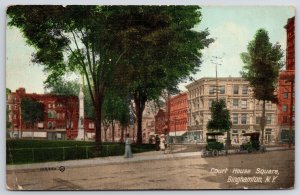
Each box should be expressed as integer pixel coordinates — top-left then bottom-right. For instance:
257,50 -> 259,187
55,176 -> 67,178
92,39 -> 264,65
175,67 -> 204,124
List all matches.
212,149 -> 218,157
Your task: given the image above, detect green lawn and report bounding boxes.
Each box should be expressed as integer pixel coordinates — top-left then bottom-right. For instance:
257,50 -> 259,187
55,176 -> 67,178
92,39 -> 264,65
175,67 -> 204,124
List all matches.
7,140 -> 155,164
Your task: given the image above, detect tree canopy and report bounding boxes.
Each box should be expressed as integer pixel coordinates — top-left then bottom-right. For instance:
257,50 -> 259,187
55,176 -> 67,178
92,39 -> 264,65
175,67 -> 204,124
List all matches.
21,98 -> 44,128
241,29 -> 284,102
207,99 -> 232,133
8,5 -> 213,146
240,28 -> 283,144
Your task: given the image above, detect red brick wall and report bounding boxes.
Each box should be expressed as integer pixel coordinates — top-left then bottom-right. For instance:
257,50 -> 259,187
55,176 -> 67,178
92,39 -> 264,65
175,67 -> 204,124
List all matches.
169,93 -> 188,132
277,17 -> 295,128
155,109 -> 166,134
9,88 -> 79,140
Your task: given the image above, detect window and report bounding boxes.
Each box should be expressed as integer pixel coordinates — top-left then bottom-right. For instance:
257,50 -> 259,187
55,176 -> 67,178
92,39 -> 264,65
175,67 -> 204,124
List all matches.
256,116 -> 261,124
242,85 -> 248,95
208,99 -> 214,108
232,114 -> 238,124
241,114 -> 247,124
219,86 -> 225,94
209,86 -> 215,94
283,92 -> 288,99
282,105 -> 288,112
48,111 -> 56,118
48,122 -> 52,129
266,114 -> 272,124
233,85 -> 239,94
283,116 -> 288,124
233,99 -> 239,109
241,100 -> 247,109
293,105 -> 295,112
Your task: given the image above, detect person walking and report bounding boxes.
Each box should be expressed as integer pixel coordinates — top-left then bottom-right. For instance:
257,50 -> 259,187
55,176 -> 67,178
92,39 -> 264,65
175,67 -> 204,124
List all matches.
155,135 -> 160,151
124,133 -> 133,158
160,135 -> 166,151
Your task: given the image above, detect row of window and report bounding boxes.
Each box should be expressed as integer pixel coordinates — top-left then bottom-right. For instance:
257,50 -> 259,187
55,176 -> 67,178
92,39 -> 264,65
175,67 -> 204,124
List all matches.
282,116 -> 295,124
282,104 -> 295,112
232,114 -> 273,125
170,99 -> 187,107
48,103 -> 64,109
189,84 -> 248,98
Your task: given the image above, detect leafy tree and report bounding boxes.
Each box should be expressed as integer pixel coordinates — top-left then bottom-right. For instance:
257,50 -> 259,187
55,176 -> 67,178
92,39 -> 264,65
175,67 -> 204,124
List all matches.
8,5 -> 213,148
47,79 -> 94,119
21,98 -> 44,130
46,79 -> 80,96
207,99 -> 232,146
121,6 -> 213,144
7,5 -> 134,149
241,29 -> 283,144
102,90 -> 130,142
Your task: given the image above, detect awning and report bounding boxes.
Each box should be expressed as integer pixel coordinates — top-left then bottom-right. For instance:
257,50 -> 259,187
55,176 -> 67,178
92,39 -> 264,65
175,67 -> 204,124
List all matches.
168,131 -> 187,137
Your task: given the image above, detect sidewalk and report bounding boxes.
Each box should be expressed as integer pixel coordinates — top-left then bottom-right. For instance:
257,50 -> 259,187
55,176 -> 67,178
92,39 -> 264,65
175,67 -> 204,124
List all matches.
7,146 -> 292,171
6,150 -> 202,171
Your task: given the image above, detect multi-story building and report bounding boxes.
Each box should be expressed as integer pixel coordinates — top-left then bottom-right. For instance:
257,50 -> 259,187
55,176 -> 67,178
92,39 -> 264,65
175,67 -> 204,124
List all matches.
155,109 -> 167,135
7,87 -> 79,140
277,16 -> 295,143
186,77 -> 278,144
168,92 -> 188,142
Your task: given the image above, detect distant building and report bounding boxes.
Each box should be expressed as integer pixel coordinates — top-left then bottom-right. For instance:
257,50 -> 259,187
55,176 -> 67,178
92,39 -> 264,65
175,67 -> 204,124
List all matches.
155,109 -> 167,135
168,92 -> 188,142
186,77 -> 279,144
277,16 -> 295,143
7,88 -> 79,140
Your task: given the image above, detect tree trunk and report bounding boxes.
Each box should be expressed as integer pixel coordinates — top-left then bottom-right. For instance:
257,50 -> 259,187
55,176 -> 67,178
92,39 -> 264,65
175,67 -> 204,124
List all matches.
111,121 -> 115,142
94,98 -> 103,151
260,100 -> 266,145
104,129 -> 107,141
226,129 -> 231,148
135,101 -> 145,145
120,126 -> 125,143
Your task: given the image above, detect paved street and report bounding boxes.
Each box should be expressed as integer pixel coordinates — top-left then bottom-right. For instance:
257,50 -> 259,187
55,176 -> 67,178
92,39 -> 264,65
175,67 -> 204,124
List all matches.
6,149 -> 294,190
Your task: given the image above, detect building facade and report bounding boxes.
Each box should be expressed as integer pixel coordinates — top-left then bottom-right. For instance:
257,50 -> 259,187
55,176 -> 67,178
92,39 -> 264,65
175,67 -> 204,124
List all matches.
155,109 -> 167,135
277,16 -> 295,143
7,88 -> 79,140
186,77 -> 279,144
168,92 -> 188,141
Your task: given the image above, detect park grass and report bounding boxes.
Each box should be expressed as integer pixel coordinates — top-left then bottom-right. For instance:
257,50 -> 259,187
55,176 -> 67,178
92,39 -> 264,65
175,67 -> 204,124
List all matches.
6,140 -> 155,165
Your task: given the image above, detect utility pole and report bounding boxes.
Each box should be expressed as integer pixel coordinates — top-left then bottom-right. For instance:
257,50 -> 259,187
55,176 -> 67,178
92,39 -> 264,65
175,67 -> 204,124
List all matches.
210,56 -> 222,101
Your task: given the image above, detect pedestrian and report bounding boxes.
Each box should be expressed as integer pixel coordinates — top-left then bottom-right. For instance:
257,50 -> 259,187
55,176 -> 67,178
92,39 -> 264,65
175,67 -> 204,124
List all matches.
160,135 -> 166,151
124,133 -> 133,158
155,135 -> 160,151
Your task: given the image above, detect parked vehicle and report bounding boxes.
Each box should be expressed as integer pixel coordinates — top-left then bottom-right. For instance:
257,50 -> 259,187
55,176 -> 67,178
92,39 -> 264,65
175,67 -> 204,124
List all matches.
202,132 -> 225,157
240,132 -> 265,153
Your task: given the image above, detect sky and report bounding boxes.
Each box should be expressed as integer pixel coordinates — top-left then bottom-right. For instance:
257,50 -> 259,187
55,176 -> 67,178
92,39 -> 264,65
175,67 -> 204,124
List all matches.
6,6 -> 295,94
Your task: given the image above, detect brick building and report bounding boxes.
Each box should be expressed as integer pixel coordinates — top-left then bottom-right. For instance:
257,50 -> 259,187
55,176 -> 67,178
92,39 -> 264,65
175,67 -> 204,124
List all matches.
168,92 -> 188,142
277,16 -> 295,143
155,109 -> 167,135
7,88 -> 80,140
